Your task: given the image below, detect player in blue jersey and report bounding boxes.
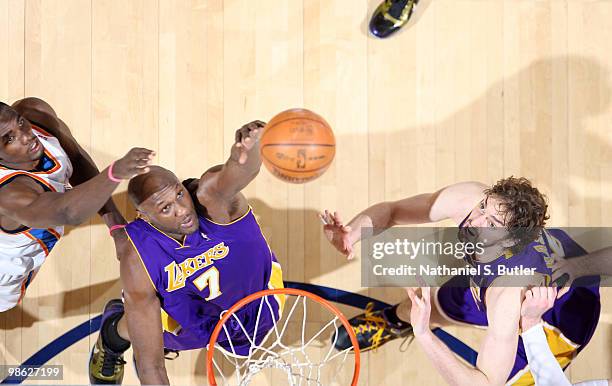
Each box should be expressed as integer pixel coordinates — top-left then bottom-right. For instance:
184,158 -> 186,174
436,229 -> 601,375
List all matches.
323,177 -> 601,386
89,120 -> 285,385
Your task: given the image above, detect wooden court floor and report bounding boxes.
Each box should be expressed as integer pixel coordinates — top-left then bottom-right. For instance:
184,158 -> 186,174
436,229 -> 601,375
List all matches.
0,0 -> 611,384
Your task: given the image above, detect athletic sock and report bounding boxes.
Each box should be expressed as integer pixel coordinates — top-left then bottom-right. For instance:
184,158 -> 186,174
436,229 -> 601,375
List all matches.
383,305 -> 410,329
101,312 -> 131,353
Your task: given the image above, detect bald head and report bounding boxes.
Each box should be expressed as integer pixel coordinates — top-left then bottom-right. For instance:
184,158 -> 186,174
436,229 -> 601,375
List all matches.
127,166 -> 180,207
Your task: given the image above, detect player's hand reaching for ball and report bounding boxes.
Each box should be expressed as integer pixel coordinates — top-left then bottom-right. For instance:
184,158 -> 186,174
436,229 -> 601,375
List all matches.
320,210 -> 355,259
520,286 -> 557,332
113,147 -> 156,179
233,120 -> 266,164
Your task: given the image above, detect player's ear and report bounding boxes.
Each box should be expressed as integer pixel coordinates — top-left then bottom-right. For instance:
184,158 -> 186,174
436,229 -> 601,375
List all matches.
136,209 -> 149,222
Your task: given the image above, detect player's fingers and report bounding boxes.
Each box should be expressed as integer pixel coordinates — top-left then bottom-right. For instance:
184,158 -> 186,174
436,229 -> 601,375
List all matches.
238,150 -> 248,164
414,294 -> 424,308
345,242 -> 354,258
133,161 -> 153,171
525,289 -> 533,300
531,286 -> 540,299
133,157 -> 153,168
329,211 -> 337,224
319,213 -> 329,225
557,286 -> 570,299
415,275 -> 426,287
133,148 -> 155,157
405,288 -> 417,303
421,287 -> 431,303
323,210 -> 332,225
237,129 -> 248,145
548,287 -> 558,304
244,129 -> 260,145
136,158 -> 152,166
341,225 -> 351,233
134,166 -> 150,176
128,147 -> 149,154
333,211 -> 344,225
129,151 -> 149,162
543,286 -> 551,299
235,131 -> 241,144
240,138 -> 253,151
326,210 -> 336,226
331,211 -> 339,226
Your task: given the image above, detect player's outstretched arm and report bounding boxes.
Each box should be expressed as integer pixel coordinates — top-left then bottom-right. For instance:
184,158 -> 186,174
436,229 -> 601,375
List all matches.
0,147 -> 154,228
11,97 -> 126,226
118,232 -> 169,385
321,181 -> 486,259
410,286 -> 521,386
196,120 -> 265,222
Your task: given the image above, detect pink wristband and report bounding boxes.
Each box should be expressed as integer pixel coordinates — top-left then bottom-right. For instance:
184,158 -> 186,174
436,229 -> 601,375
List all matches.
109,224 -> 126,235
107,162 -> 122,183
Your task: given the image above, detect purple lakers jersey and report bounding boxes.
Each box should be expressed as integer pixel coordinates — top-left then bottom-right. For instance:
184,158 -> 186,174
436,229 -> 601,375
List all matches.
125,207 -> 284,354
438,226 -> 600,385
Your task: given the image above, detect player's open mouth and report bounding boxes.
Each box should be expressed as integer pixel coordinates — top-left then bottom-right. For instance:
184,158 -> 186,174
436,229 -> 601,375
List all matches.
180,216 -> 194,228
29,140 -> 41,153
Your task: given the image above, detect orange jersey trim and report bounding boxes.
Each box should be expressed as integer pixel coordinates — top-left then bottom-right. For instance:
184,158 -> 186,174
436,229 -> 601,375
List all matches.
24,231 -> 50,256
0,171 -> 57,192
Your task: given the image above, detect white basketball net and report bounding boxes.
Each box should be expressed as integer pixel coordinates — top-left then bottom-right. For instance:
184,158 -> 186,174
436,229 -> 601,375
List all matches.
209,293 -> 356,386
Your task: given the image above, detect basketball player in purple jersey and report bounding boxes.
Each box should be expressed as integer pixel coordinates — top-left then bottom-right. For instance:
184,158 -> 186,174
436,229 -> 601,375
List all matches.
89,120 -> 285,385
0,98 -> 154,312
323,178 -> 600,385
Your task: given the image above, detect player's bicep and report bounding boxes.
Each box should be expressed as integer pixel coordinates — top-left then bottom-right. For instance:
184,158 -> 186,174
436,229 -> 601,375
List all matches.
429,181 -> 488,223
476,287 -> 522,385
0,180 -> 68,228
388,192 -> 441,225
196,166 -> 249,221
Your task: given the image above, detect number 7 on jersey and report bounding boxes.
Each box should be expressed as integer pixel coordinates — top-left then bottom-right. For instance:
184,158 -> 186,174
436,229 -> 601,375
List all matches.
193,267 -> 222,301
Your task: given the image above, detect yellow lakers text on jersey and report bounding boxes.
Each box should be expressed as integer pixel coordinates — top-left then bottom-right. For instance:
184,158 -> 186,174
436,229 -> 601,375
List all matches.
164,242 -> 229,292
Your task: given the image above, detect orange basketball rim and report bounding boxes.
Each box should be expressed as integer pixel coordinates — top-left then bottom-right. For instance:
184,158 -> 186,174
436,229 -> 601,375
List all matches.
206,288 -> 361,386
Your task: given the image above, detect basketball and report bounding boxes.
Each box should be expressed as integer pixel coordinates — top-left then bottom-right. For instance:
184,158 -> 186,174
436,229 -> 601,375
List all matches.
260,108 -> 336,184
